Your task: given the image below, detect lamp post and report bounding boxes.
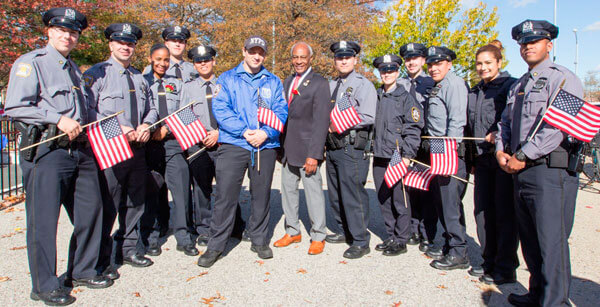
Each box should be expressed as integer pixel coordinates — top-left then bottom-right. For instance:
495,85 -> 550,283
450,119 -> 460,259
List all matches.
553,0 -> 557,61
573,28 -> 578,76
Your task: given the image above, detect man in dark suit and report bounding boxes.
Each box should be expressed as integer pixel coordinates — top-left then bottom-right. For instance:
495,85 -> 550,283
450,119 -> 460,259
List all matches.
274,42 -> 331,255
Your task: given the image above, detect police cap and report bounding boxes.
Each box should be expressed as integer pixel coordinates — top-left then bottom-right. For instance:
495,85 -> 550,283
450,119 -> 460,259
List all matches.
188,45 -> 217,62
330,41 -> 361,57
42,7 -> 88,32
373,54 -> 403,72
104,23 -> 143,44
425,46 -> 456,64
512,19 -> 558,44
399,43 -> 427,59
162,26 -> 191,41
244,35 -> 268,52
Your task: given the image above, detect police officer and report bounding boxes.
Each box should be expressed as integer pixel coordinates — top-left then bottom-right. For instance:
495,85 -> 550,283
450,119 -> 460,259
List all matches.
5,7 -> 112,305
197,36 -> 287,267
324,41 -> 377,259
141,44 -> 199,257
466,41 -> 519,284
399,42 -> 437,252
422,46 -> 470,270
84,23 -> 157,270
148,26 -> 197,82
372,54 -> 423,256
496,20 -> 583,307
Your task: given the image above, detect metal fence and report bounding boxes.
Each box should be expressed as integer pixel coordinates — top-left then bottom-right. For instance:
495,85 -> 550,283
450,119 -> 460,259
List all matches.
0,90 -> 24,199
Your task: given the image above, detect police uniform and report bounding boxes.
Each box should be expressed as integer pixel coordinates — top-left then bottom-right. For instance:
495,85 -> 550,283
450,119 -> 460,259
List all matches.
5,8 -> 112,304
466,71 -> 519,283
83,23 -> 158,268
325,41 -> 377,258
423,46 -> 470,269
399,42 -> 438,250
371,55 -> 423,255
143,26 -> 198,82
498,20 -> 583,307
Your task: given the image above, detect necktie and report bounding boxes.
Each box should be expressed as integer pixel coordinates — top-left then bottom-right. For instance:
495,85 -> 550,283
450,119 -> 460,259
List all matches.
67,61 -> 87,123
510,76 -> 530,152
157,79 -> 168,119
125,70 -> 139,128
288,74 -> 301,103
174,63 -> 182,81
410,79 -> 417,99
205,81 -> 218,129
330,78 -> 343,104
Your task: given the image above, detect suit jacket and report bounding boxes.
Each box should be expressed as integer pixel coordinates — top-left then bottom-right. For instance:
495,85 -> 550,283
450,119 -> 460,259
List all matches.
281,69 -> 331,167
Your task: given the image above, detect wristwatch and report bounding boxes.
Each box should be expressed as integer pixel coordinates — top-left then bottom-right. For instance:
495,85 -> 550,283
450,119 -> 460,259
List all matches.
515,149 -> 527,162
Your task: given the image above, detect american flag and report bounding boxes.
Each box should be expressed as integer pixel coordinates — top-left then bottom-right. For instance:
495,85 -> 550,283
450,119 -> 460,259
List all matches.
258,95 -> 284,132
429,139 -> 458,175
542,89 -> 600,142
384,149 -> 408,188
330,88 -> 361,134
404,163 -> 434,191
165,105 -> 208,150
87,116 -> 133,170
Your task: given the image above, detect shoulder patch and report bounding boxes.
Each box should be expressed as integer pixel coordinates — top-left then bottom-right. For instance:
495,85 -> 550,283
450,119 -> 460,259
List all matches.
211,84 -> 221,99
82,75 -> 94,87
411,106 -> 421,122
260,87 -> 271,99
15,63 -> 32,78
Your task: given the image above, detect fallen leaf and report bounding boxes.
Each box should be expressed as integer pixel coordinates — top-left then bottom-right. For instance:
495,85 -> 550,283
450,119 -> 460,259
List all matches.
201,292 -> 226,305
164,248 -> 170,251
438,272 -> 447,275
72,289 -> 84,294
265,272 -> 270,275
384,290 -> 393,295
392,301 -> 402,306
0,276 -> 10,282
10,246 -> 26,250
339,260 -> 348,264
586,206 -> 593,209
437,285 -> 447,289
133,292 -> 141,297
264,279 -> 269,282
255,260 -> 264,266
15,216 -> 23,221
186,271 -> 209,282
297,268 -> 307,274
477,283 -> 500,293
304,298 -> 313,303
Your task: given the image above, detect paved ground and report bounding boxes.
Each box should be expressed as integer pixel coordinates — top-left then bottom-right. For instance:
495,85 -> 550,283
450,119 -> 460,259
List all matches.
1,163 -> 599,306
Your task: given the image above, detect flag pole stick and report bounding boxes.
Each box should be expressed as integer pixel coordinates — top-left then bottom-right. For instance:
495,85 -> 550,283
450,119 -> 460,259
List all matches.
142,100 -> 196,132
186,146 -> 206,161
20,110 -> 124,151
257,89 -> 261,172
409,159 -> 472,185
526,79 -> 566,142
396,139 -> 409,208
421,136 -> 486,141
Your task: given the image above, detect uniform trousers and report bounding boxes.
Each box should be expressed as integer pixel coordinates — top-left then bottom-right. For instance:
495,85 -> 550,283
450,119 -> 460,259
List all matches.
408,152 -> 438,242
280,162 -> 327,241
140,140 -> 169,248
373,157 -> 411,243
207,144 -> 276,252
514,164 -> 578,307
473,153 -> 518,275
98,147 -> 146,268
325,145 -> 371,247
430,157 -> 468,258
189,146 -> 218,237
21,144 -> 102,294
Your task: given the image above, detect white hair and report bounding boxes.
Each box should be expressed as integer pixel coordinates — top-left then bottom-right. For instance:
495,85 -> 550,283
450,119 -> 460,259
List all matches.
290,42 -> 313,57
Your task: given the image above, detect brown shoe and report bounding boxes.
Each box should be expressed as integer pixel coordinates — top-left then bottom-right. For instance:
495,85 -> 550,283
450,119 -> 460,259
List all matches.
273,234 -> 301,247
308,240 -> 325,255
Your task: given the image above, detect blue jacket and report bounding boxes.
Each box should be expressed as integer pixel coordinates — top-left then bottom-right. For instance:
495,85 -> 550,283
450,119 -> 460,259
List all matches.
213,62 -> 288,151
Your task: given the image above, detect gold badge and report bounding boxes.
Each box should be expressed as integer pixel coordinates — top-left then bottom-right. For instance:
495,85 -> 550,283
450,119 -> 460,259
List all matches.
83,75 -> 94,87
411,107 -> 420,122
15,63 -> 32,78
208,84 -> 221,99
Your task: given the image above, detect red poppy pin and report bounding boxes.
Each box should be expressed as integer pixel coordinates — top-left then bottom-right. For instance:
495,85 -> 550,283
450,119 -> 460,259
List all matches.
165,84 -> 176,93
292,88 -> 300,96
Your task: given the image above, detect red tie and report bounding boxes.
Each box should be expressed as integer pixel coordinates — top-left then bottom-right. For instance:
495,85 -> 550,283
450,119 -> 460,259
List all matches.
288,75 -> 301,104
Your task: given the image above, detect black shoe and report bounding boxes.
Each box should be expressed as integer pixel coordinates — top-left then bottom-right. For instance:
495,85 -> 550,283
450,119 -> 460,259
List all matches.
419,240 -> 434,253
407,234 -> 421,245
177,244 -> 200,256
425,247 -> 444,260
430,255 -> 470,270
123,254 -> 154,267
343,245 -> 370,259
30,289 -> 75,306
507,293 -> 540,307
197,250 -> 222,268
325,233 -> 347,244
250,244 -> 273,259
241,229 -> 251,242
479,273 -> 494,284
383,243 -> 407,256
72,275 -> 114,289
488,272 -> 517,285
375,238 -> 394,251
197,234 -> 209,246
102,266 -> 120,280
146,244 -> 161,256
468,266 -> 484,277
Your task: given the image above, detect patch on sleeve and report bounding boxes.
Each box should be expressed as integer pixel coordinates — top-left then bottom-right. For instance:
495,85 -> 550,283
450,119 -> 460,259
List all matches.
82,75 -> 94,87
211,84 -> 221,99
260,87 -> 272,99
15,63 -> 32,78
411,106 -> 421,122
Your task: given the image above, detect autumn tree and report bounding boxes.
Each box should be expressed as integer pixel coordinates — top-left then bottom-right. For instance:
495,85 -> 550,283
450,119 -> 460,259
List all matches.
364,0 -> 499,85
584,70 -> 600,102
0,0 -> 125,86
125,0 -> 377,80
